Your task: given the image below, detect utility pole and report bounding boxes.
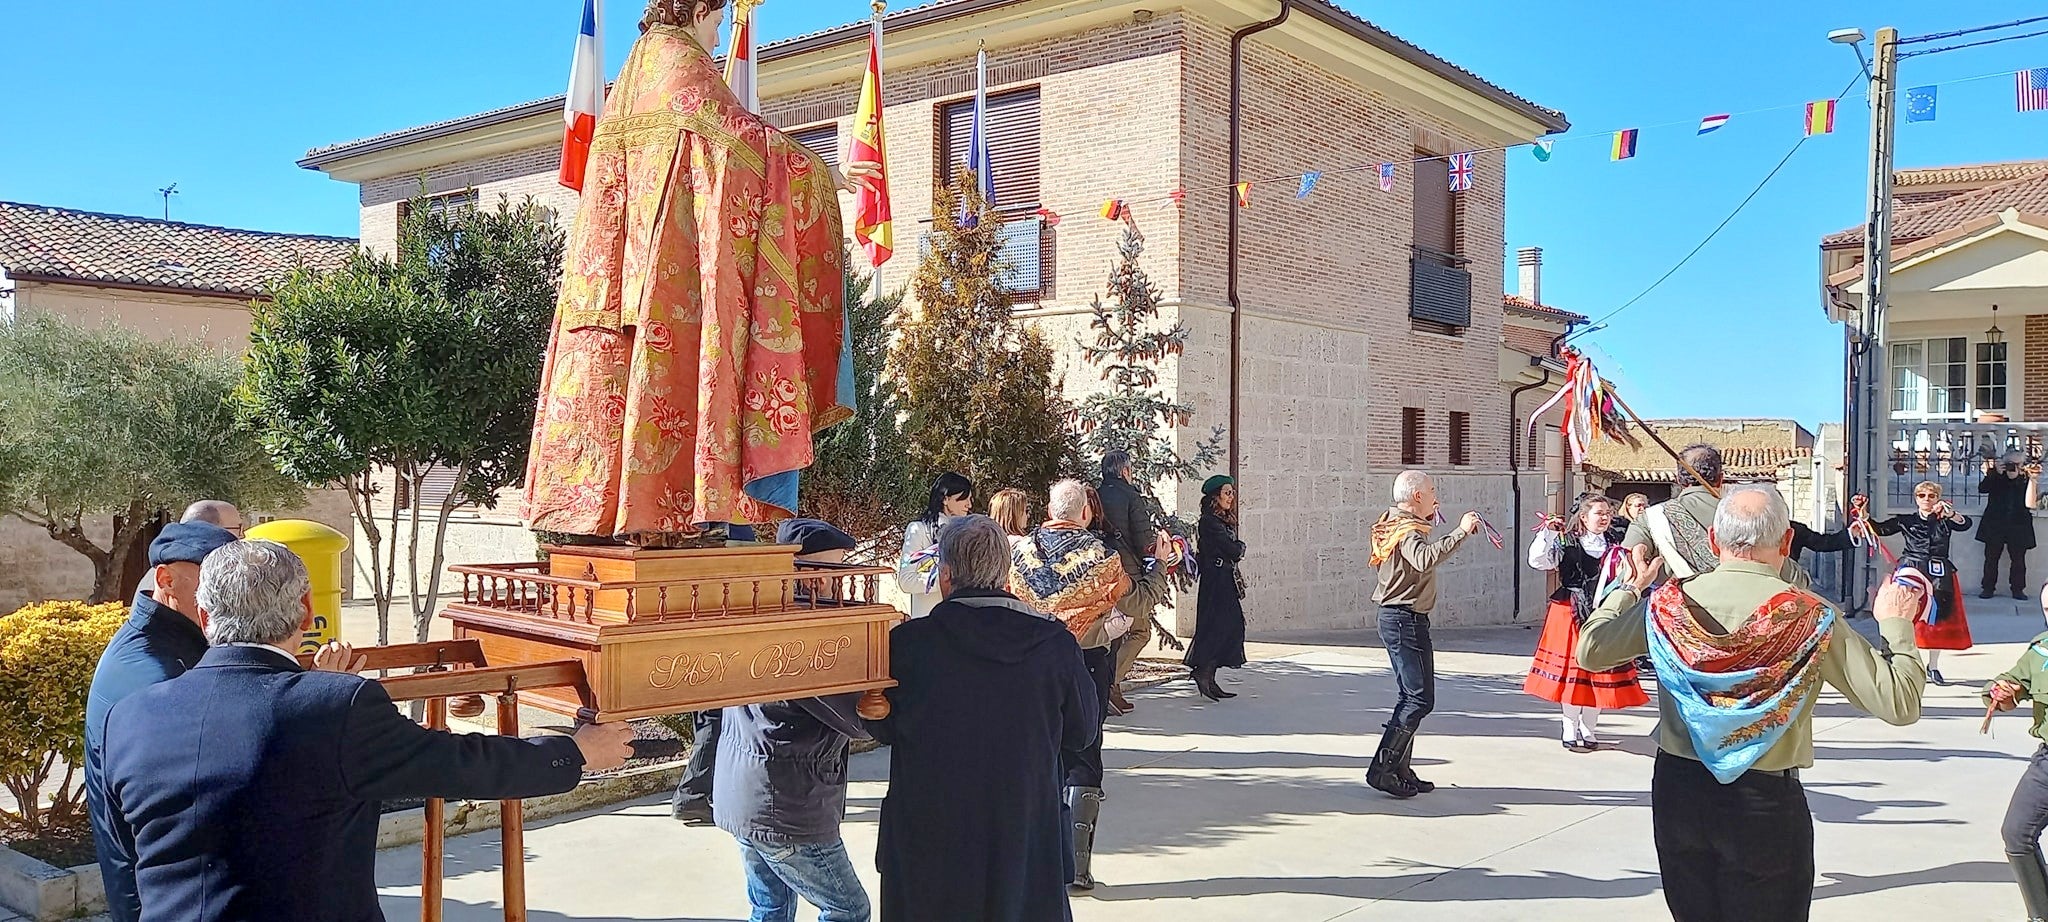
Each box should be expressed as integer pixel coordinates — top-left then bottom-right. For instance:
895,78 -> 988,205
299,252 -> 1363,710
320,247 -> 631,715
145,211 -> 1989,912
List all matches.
1854,27 -> 1898,614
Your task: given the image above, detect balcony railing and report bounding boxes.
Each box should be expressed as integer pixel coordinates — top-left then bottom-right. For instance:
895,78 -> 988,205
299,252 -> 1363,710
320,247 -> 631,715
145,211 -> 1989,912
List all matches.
1882,420 -> 2047,511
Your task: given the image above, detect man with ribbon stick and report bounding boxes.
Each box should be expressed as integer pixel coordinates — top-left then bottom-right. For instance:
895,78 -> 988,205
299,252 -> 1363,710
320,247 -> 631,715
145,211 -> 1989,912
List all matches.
526,0 -> 883,545
1365,470 -> 1482,799
1982,587 -> 2048,922
1578,486 -> 1928,922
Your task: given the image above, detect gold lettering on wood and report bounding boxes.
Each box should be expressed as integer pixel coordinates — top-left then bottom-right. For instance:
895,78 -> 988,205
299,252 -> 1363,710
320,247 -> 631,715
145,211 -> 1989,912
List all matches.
648,650 -> 739,689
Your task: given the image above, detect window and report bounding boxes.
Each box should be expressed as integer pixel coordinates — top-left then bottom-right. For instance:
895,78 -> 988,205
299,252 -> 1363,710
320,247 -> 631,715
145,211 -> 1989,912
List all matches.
789,124 -> 841,173
935,87 -> 1041,213
1977,341 -> 2009,412
1402,408 -> 1425,465
1449,412 -> 1471,466
394,465 -> 468,513
1409,151 -> 1470,333
1891,337 -> 1968,418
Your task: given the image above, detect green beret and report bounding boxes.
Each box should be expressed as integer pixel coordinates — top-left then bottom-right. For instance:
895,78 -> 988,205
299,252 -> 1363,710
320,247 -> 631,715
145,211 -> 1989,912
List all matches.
1201,475 -> 1233,496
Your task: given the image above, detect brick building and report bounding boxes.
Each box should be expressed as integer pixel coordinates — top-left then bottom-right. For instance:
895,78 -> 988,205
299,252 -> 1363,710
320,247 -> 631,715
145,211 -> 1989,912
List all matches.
301,0 -> 1567,631
0,202 -> 357,609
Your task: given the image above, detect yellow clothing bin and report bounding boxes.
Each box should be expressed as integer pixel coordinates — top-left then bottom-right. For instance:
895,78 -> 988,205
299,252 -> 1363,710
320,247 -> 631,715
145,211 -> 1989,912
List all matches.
246,519 -> 349,656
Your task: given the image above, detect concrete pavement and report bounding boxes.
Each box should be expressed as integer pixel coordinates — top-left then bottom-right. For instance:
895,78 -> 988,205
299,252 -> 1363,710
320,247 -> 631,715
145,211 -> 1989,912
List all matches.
376,602 -> 2048,921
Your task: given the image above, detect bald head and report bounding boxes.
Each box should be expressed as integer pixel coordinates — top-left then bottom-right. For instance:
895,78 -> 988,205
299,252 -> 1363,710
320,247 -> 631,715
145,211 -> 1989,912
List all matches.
182,501 -> 244,537
1710,486 -> 1791,565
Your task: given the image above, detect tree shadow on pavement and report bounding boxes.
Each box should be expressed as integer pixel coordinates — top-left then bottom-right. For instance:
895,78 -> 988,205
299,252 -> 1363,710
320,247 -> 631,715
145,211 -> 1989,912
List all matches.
1086,861 -> 1662,903
382,893 -> 739,922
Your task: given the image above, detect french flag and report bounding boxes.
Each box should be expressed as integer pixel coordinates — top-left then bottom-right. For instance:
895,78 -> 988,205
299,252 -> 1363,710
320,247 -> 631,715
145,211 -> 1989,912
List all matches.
558,0 -> 604,191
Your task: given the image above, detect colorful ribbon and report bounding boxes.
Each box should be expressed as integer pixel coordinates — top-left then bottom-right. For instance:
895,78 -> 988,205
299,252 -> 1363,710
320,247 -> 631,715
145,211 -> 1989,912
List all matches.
1476,515 -> 1505,550
1525,348 -> 1640,463
1845,494 -> 1898,566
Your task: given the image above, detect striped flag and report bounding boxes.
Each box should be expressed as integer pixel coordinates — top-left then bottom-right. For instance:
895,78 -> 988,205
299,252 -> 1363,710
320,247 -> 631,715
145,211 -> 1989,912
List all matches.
1235,182 -> 1252,208
2019,68 -> 2048,112
852,15 -> 893,266
959,45 -> 994,227
1805,100 -> 1837,136
1099,199 -> 1126,221
1611,128 -> 1638,161
1697,114 -> 1729,135
1378,162 -> 1396,191
556,0 -> 604,191
725,0 -> 758,111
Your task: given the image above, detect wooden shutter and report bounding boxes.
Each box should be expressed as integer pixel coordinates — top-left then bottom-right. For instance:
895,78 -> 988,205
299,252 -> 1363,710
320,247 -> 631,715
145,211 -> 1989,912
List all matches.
937,87 -> 1041,212
789,124 -> 840,173
395,465 -> 468,512
1449,412 -> 1471,466
1412,156 -> 1454,257
1402,408 -> 1425,466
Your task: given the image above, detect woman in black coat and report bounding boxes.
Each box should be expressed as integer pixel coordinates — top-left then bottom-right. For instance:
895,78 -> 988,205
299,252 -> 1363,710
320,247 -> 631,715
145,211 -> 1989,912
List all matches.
1185,475 -> 1246,701
1978,452 -> 2041,600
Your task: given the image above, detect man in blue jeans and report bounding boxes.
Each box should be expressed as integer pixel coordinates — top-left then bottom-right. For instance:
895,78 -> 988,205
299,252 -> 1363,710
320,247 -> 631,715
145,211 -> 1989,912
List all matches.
713,518 -> 873,922
1366,470 -> 1481,799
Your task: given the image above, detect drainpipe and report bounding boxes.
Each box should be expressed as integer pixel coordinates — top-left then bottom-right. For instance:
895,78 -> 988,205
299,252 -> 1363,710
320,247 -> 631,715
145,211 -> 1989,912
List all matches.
1226,0 -> 1292,485
1509,363 -> 1555,622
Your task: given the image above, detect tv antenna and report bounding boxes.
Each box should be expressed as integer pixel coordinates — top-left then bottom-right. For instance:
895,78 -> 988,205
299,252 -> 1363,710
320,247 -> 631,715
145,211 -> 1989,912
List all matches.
158,184 -> 179,220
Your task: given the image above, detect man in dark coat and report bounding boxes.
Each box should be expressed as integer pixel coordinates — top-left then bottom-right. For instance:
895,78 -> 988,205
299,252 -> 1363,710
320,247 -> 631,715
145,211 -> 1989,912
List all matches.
101,540 -> 634,922
1980,452 -> 2041,600
866,515 -> 1099,922
84,521 -> 235,922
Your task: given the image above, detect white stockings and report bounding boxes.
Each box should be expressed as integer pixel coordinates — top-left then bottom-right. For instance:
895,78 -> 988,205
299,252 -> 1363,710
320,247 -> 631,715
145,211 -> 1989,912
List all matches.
1561,703 -> 1602,744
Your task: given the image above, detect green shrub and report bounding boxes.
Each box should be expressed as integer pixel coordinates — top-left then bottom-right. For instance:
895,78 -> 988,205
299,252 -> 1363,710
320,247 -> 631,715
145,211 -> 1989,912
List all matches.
0,601 -> 126,837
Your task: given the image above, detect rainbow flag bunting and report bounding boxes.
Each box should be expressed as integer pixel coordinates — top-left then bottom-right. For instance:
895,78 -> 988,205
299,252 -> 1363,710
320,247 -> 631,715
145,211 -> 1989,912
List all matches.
1805,99 -> 1837,136
1611,128 -> 1638,161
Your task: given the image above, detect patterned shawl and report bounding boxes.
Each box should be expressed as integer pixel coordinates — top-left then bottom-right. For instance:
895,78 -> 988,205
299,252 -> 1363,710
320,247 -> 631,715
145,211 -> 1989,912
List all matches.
1010,524 -> 1127,641
1645,503 -> 1719,578
1369,510 -> 1429,567
1645,581 -> 1836,783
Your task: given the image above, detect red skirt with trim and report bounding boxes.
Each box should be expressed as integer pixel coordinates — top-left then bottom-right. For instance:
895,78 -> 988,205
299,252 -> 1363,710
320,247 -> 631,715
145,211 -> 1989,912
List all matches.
1914,577 -> 1973,650
1524,599 -> 1650,709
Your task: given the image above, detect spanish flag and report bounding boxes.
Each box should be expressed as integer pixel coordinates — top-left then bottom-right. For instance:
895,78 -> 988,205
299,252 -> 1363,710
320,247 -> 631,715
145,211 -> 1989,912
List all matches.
1805,99 -> 1836,137
852,15 -> 894,266
1100,199 -> 1126,221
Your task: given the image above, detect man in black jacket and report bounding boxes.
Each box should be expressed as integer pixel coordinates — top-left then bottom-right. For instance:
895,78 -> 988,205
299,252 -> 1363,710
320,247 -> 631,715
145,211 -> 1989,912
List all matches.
102,540 -> 634,922
1098,451 -> 1168,710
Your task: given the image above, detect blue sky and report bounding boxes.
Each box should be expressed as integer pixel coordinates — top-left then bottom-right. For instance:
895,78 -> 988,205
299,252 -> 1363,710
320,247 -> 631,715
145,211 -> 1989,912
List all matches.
9,1 -> 2048,429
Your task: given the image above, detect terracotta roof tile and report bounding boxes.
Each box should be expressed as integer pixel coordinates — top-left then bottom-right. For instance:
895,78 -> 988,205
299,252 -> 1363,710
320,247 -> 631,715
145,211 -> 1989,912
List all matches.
1896,160 -> 2048,187
0,202 -> 356,297
1503,293 -> 1587,324
1824,168 -> 2048,247
1583,420 -> 1813,482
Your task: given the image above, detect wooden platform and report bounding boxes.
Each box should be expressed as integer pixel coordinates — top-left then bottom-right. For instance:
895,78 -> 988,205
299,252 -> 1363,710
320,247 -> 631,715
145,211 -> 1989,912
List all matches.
444,544 -> 901,722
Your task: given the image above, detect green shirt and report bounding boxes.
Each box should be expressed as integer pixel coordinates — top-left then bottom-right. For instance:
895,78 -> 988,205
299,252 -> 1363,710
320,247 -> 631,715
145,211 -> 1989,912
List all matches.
1576,559 -> 1927,772
1986,632 -> 2048,743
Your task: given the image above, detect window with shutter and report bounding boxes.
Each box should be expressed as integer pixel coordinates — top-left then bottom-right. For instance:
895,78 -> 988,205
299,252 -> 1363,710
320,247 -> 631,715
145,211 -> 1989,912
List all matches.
935,87 -> 1042,213
915,216 -> 1050,300
1409,150 -> 1469,333
1449,412 -> 1471,466
1402,408 -> 1425,466
394,465 -> 469,513
789,123 -> 841,173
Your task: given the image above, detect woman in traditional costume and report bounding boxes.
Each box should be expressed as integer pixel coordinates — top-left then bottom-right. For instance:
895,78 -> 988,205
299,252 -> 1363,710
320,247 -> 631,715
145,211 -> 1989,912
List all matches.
896,473 -> 973,618
524,0 -> 878,546
1185,475 -> 1246,701
1525,493 -> 1649,751
1873,480 -> 1975,683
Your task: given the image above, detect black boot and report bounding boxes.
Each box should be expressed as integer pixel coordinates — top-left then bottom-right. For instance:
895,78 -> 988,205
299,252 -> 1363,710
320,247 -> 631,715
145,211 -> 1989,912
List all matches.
2010,846 -> 2048,921
1191,666 -> 1222,701
1395,729 -> 1435,793
1067,786 -> 1104,891
1366,725 -> 1420,799
1210,670 -> 1237,699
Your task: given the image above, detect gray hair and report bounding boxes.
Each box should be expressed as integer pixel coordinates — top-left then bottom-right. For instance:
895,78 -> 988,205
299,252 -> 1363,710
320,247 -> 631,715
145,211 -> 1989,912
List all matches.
1392,470 -> 1433,505
198,540 -> 311,646
1048,478 -> 1090,524
1712,485 -> 1790,556
181,500 -> 241,526
938,515 -> 1012,592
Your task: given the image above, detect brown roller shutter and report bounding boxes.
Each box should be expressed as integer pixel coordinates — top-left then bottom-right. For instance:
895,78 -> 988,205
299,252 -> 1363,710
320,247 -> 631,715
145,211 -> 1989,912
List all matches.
937,87 -> 1041,213
1412,155 -> 1454,257
789,124 -> 841,173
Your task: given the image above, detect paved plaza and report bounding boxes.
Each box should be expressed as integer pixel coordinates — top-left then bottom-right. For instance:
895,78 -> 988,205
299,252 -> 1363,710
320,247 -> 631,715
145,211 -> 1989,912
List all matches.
370,603 -> 2047,922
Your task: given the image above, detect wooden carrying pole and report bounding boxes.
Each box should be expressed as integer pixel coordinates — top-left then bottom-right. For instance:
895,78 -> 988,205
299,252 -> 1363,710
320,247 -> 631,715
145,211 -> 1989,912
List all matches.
301,642 -> 595,922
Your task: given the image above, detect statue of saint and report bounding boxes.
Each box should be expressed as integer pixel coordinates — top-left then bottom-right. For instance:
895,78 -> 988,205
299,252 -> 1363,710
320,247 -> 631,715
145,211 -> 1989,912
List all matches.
525,0 -> 880,546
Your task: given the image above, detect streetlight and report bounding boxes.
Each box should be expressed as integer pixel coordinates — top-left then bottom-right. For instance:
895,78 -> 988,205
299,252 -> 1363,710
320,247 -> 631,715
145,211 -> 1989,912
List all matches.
1831,27 -> 1874,76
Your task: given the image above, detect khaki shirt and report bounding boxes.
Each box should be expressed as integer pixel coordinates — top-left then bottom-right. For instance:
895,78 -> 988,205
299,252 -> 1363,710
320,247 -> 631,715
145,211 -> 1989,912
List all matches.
1370,509 -> 1471,614
1576,559 -> 1926,772
1987,632 -> 2048,743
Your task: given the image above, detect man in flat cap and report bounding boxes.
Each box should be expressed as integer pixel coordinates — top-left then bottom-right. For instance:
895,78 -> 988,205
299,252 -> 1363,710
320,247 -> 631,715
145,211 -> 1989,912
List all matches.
84,523 -> 358,922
